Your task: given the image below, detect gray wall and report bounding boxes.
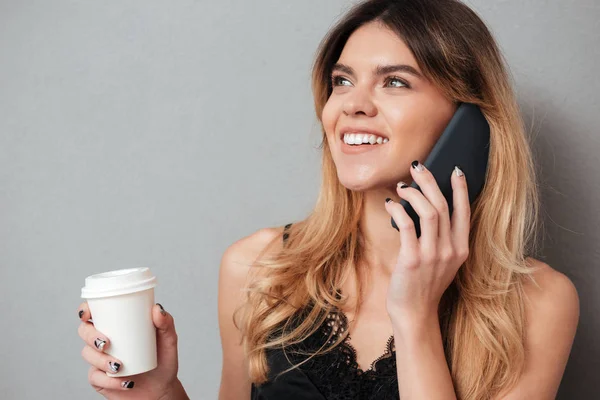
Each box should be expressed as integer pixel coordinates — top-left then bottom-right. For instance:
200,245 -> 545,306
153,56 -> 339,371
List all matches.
0,1 -> 597,399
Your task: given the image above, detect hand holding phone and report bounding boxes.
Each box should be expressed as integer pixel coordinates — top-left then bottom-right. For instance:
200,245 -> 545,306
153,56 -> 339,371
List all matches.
390,102 -> 491,237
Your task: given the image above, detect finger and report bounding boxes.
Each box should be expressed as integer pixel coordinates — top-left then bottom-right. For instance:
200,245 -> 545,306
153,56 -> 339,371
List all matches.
88,365 -> 136,390
395,180 -> 438,253
153,303 -> 179,370
395,183 -> 438,251
385,198 -> 419,257
450,165 -> 471,252
78,321 -> 110,352
81,345 -> 123,374
408,160 -> 453,242
77,302 -> 91,321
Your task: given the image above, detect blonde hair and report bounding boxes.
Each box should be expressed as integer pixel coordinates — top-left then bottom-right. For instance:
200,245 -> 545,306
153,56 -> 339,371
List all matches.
236,0 -> 542,398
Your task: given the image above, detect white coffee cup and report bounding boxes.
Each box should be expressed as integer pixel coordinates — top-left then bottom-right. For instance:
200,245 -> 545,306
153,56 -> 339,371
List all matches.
81,267 -> 158,377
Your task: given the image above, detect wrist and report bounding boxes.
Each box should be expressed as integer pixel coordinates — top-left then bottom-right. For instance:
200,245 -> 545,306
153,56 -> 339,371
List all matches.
389,308 -> 440,339
157,378 -> 189,400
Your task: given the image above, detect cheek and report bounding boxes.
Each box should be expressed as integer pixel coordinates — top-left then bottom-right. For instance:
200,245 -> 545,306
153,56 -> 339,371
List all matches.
321,101 -> 337,138
383,102 -> 420,132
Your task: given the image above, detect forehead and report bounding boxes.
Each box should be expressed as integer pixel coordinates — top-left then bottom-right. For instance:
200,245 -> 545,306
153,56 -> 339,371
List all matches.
337,22 -> 417,69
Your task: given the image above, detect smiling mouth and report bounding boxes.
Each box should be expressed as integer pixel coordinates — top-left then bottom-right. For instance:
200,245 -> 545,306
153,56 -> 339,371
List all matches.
340,132 -> 389,145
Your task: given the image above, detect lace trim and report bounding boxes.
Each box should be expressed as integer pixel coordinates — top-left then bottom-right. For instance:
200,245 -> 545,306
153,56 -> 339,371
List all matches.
282,222 -> 397,378
328,309 -> 396,375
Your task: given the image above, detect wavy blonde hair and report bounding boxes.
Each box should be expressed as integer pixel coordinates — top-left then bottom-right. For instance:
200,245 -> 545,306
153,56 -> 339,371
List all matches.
236,0 -> 542,398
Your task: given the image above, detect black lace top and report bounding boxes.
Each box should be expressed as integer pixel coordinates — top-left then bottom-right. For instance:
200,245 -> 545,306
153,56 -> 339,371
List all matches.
250,223 -> 399,400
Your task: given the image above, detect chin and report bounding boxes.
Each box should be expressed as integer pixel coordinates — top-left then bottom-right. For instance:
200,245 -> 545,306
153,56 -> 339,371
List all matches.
337,175 -> 380,192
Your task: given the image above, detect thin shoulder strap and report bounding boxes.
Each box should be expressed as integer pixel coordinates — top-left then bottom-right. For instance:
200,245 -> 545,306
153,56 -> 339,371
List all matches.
283,223 -> 292,244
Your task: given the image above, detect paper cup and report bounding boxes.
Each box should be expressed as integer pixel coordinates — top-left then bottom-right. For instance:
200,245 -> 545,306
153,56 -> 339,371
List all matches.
81,267 -> 158,377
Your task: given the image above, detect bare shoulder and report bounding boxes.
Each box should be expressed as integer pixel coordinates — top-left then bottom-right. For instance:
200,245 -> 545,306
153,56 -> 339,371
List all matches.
219,225 -> 286,288
522,257 -> 580,319
219,222 -> 293,299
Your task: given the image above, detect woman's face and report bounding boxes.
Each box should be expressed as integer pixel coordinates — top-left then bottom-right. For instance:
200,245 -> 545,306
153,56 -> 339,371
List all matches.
322,21 -> 457,191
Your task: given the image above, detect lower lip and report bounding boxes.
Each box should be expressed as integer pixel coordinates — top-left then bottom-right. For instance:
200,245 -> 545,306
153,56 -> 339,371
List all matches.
340,140 -> 387,154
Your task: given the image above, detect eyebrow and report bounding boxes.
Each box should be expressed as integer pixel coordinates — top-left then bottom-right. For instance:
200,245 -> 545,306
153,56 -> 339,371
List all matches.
331,63 -> 424,79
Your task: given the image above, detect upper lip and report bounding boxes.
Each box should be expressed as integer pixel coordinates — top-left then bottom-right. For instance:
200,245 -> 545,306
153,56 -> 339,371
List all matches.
339,126 -> 388,140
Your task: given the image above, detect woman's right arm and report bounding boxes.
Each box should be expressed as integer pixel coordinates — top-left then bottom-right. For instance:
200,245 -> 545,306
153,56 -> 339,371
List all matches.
217,227 -> 282,400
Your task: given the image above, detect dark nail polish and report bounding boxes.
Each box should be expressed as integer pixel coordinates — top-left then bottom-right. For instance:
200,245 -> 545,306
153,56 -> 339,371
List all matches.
400,184 -> 409,188
157,303 -> 166,316
385,197 -> 392,203
94,338 -> 107,351
78,310 -> 84,319
122,380 -> 135,389
108,361 -> 121,373
411,160 -> 425,171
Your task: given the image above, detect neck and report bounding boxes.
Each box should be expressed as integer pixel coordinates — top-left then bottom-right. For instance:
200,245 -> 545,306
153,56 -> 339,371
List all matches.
358,188 -> 403,274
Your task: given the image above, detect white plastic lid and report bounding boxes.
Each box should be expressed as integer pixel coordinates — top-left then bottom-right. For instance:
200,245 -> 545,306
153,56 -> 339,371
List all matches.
81,267 -> 157,299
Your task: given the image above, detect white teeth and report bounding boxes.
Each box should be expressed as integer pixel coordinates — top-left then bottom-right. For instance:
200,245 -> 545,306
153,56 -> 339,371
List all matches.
343,132 -> 387,145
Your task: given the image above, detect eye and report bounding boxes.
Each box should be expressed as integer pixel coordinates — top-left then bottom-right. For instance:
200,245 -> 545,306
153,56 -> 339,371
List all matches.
384,76 -> 410,88
330,74 -> 410,89
330,74 -> 351,87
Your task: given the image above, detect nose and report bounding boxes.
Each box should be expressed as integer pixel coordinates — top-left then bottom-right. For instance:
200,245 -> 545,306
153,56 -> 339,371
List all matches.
342,87 -> 377,117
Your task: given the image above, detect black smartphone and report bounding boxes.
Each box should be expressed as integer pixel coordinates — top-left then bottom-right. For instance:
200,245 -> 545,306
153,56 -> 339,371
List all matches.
390,102 -> 491,237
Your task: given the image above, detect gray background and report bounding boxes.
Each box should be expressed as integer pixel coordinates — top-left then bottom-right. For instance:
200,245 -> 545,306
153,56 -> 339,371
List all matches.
0,0 -> 597,399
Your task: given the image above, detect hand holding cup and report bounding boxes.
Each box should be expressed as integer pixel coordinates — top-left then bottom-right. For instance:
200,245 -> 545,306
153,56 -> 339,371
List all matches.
77,268 -> 185,399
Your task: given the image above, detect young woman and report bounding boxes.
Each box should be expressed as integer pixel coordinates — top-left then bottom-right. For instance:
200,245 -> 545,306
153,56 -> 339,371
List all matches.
77,0 -> 579,399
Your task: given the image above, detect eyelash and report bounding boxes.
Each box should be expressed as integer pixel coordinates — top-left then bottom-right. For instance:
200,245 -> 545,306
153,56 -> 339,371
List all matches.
329,74 -> 410,89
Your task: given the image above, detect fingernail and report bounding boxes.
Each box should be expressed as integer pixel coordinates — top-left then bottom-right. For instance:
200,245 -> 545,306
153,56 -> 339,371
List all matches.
78,310 -> 84,319
122,380 -> 135,389
411,160 -> 425,172
454,165 -> 464,177
385,197 -> 393,203
94,338 -> 107,351
397,181 -> 409,188
108,361 -> 121,373
157,303 -> 166,316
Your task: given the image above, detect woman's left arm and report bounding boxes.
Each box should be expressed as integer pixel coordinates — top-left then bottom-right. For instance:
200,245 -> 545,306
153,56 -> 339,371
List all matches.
384,161 -> 579,400
391,311 -> 456,400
